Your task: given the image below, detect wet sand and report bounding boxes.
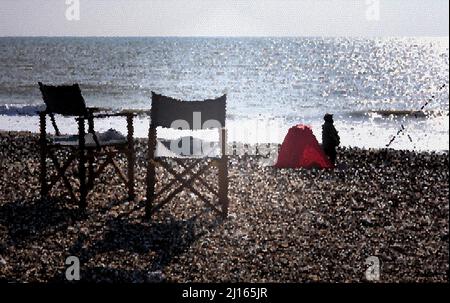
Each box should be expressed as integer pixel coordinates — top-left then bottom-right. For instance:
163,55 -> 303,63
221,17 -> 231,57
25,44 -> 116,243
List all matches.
0,131 -> 448,282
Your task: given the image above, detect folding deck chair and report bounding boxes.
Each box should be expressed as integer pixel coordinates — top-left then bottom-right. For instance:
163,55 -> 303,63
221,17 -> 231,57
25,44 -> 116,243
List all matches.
145,92 -> 229,219
38,82 -> 135,208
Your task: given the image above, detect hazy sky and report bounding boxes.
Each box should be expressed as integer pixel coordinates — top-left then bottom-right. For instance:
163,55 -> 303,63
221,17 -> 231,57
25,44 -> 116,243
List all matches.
0,0 -> 448,37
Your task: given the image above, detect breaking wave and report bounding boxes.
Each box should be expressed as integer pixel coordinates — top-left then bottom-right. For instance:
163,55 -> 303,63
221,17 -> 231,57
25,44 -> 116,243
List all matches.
0,104 -> 44,116
347,109 -> 448,119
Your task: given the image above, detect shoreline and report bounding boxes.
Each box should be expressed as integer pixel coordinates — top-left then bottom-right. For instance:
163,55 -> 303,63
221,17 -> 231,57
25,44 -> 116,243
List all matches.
0,131 -> 448,282
1,129 -> 448,155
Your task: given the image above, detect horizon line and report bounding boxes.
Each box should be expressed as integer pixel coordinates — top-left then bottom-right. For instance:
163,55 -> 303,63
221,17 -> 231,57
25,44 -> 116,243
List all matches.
1,35 -> 449,39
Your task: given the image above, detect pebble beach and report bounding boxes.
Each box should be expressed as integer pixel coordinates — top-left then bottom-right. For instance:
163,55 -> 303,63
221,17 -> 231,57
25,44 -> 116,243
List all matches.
0,131 -> 448,282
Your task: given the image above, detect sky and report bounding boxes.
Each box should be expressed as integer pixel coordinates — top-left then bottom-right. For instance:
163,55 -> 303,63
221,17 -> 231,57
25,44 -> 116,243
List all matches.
0,0 -> 448,37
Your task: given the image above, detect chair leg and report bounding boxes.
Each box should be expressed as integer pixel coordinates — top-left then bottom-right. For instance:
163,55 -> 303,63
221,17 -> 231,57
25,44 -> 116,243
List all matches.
39,112 -> 48,200
145,160 -> 156,218
79,157 -> 87,208
145,127 -> 157,219
87,149 -> 94,191
218,156 -> 229,218
219,128 -> 229,218
127,114 -> 135,201
78,118 -> 87,209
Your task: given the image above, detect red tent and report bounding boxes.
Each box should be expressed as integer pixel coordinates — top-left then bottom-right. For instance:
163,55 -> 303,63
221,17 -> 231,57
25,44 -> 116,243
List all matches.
275,124 -> 334,169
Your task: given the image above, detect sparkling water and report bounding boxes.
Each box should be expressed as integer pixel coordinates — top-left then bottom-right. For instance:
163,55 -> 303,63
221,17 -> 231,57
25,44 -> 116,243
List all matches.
0,37 -> 448,151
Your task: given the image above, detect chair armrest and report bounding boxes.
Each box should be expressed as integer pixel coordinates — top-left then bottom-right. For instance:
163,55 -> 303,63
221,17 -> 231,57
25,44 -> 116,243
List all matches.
91,112 -> 136,119
74,110 -> 138,149
86,107 -> 113,113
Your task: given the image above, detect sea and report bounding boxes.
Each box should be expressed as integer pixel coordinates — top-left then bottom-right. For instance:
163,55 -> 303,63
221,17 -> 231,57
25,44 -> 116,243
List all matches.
0,37 -> 448,151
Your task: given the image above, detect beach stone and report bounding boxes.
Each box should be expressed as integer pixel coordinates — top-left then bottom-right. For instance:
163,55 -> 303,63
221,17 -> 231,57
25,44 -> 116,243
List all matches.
146,270 -> 165,283
0,133 -> 448,282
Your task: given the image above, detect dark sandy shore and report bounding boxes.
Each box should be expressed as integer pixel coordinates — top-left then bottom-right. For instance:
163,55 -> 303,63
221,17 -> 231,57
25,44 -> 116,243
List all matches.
0,131 -> 448,282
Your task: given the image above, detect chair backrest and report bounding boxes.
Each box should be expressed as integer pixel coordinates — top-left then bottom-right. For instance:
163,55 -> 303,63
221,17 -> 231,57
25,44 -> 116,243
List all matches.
38,82 -> 87,116
150,92 -> 226,129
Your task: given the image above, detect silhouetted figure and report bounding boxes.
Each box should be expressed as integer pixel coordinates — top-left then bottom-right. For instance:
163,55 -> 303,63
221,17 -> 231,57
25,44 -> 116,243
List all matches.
322,113 -> 340,164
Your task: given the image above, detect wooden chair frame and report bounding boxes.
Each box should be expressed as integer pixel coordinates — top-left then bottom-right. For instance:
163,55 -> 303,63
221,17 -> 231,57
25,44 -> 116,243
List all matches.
38,83 -> 135,208
145,93 -> 229,219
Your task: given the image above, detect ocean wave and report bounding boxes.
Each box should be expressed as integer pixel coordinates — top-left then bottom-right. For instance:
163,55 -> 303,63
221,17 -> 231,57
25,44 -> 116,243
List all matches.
0,103 -> 153,118
0,104 -> 44,116
347,109 -> 448,119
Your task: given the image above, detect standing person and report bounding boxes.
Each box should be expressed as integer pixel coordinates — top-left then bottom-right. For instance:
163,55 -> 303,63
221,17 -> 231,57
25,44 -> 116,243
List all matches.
322,113 -> 340,164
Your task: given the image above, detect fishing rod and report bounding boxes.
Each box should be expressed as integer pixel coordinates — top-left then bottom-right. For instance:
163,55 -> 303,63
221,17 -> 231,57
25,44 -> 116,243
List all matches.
385,83 -> 447,148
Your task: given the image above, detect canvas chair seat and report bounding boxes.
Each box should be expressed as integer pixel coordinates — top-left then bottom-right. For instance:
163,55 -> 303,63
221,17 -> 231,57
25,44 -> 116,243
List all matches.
155,137 -> 221,159
50,129 -> 128,148
146,92 -> 229,219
